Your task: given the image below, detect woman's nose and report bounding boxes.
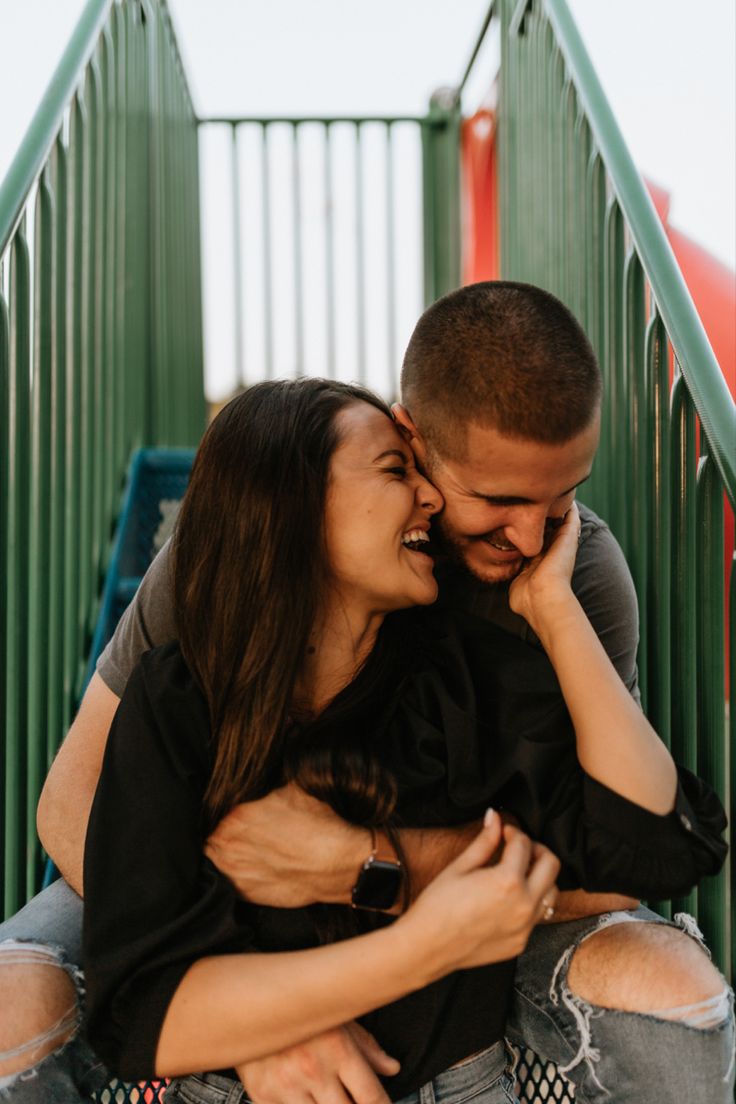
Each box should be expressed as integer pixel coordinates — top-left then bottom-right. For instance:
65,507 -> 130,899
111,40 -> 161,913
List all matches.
417,477 -> 443,514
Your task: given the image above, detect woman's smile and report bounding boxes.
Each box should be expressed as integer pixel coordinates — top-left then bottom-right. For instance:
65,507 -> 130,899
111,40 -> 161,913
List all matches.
325,402 -> 443,615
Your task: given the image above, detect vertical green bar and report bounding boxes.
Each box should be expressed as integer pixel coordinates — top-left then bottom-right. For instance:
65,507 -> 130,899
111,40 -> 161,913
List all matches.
421,96 -> 461,305
548,48 -> 565,296
292,122 -> 304,377
602,199 -> 626,546
560,81 -> 576,308
324,123 -> 336,380
115,3 -> 130,456
90,52 -> 106,607
100,27 -> 116,530
669,373 -> 698,919
189,109 -> 205,440
64,95 -> 85,728
78,66 -> 97,661
583,151 -> 607,517
148,2 -> 164,445
644,311 -> 671,746
695,454 -> 728,973
355,122 -> 366,384
623,252 -> 647,710
0,281 -> 9,917
47,138 -> 68,773
230,124 -> 244,386
572,113 -> 591,325
5,222 -> 31,918
385,122 -> 397,398
26,172 -> 54,897
261,124 -> 274,380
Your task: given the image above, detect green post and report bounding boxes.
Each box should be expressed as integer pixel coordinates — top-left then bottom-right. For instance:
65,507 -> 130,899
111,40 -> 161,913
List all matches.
421,89 -> 462,306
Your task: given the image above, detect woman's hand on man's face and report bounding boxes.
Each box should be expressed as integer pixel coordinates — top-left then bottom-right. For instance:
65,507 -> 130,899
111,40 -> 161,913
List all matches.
507,501 -> 581,637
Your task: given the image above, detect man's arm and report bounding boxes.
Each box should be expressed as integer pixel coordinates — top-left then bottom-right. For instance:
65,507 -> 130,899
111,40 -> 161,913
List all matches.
37,673 -> 121,894
207,786 -> 635,919
37,541 -> 177,893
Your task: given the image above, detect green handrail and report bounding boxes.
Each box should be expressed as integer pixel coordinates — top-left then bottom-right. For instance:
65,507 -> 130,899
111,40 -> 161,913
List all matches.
542,0 -> 735,506
0,0 -> 115,258
1,0 -> 205,918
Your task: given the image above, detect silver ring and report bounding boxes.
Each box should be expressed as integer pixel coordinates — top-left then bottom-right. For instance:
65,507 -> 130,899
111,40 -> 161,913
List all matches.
541,898 -> 556,921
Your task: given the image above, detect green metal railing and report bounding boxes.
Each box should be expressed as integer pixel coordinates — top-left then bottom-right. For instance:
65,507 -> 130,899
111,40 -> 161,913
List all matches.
0,0 -> 205,919
482,0 -> 735,975
198,107 -> 464,400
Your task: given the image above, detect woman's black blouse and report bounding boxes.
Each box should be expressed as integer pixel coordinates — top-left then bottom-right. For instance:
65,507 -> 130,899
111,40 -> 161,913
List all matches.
82,608 -> 727,1096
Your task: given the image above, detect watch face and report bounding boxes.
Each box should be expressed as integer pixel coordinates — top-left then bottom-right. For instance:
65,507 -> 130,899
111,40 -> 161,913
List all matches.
352,858 -> 403,911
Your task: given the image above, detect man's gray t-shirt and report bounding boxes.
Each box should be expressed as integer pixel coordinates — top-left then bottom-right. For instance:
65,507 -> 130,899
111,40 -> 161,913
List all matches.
97,502 -> 640,704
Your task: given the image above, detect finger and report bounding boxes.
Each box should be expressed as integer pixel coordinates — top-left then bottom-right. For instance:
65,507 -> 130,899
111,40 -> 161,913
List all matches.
340,1059 -> 392,1104
525,846 -> 562,902
309,1082 -> 356,1104
496,825 -> 533,875
345,1023 -> 400,1076
447,810 -> 504,874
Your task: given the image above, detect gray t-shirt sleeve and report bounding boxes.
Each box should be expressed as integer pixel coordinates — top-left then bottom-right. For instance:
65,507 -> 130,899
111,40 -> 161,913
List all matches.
96,540 -> 177,697
571,514 -> 641,705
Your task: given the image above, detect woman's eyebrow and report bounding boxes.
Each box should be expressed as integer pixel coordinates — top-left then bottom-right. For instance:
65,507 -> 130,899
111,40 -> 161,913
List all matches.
372,448 -> 410,464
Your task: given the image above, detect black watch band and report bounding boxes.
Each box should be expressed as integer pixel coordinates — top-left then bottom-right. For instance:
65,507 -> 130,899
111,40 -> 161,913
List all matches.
351,829 -> 403,912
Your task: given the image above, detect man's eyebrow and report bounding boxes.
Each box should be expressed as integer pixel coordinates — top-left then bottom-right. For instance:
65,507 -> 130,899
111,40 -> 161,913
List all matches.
372,448 -> 411,464
469,474 -> 591,504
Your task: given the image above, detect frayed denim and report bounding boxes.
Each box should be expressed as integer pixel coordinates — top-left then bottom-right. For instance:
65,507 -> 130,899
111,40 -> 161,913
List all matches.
507,906 -> 735,1103
0,887 -> 733,1104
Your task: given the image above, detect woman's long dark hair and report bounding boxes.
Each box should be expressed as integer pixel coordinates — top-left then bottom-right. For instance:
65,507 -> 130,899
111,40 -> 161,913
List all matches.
172,378 -> 404,836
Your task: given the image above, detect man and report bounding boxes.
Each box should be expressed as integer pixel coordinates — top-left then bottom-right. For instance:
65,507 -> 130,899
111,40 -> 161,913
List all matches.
1,282 -> 731,1103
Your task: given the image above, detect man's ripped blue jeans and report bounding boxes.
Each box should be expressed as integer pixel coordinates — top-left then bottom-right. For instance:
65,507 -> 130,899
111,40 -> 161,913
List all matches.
0,881 -> 733,1104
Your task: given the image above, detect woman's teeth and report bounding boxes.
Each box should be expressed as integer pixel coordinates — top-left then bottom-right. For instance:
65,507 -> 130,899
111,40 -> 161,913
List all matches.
401,529 -> 430,553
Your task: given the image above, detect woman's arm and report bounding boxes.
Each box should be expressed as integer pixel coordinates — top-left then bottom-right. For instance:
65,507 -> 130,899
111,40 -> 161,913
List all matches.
156,821 -> 557,1075
84,646 -> 560,1081
508,504 -> 677,815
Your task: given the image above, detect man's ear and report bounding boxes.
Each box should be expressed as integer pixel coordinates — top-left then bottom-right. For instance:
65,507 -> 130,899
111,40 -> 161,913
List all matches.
391,403 -> 428,465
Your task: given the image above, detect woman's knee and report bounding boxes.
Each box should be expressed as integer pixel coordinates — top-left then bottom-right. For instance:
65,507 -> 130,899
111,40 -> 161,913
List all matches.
567,919 -> 728,1024
0,941 -> 81,1078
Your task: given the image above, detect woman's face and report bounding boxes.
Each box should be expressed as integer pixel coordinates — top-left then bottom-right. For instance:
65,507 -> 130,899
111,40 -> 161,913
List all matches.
325,402 -> 444,615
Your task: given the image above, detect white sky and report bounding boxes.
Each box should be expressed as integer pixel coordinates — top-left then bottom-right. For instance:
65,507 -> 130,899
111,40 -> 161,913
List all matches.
1,0 -> 734,397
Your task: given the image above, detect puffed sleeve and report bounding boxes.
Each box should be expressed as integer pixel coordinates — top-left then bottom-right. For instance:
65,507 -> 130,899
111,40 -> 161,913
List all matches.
83,644 -> 254,1080
385,612 -> 727,900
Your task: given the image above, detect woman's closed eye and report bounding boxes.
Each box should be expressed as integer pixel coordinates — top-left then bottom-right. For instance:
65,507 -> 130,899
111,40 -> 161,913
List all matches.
383,465 -> 409,478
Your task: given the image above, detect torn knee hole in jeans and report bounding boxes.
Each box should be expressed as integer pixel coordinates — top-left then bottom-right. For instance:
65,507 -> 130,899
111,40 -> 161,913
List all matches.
547,911 -> 735,1092
0,940 -> 83,1086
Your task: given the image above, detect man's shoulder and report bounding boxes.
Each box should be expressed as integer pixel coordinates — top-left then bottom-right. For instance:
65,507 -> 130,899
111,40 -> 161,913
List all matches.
574,502 -> 621,569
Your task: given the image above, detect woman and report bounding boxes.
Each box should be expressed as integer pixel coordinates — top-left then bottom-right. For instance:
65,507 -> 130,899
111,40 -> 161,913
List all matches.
82,379 -> 726,1104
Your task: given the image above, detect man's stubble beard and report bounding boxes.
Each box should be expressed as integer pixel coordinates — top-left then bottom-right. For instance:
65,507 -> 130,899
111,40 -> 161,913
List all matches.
432,515 -> 523,589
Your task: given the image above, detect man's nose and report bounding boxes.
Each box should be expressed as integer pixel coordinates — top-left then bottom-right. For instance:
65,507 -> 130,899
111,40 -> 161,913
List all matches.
503,509 -> 548,558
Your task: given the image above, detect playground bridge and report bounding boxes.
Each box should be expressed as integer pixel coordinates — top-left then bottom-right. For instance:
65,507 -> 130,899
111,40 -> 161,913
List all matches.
0,1 -> 734,1100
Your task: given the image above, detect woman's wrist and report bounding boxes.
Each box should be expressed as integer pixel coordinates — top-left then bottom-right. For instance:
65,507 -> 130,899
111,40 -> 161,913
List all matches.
524,588 -> 583,651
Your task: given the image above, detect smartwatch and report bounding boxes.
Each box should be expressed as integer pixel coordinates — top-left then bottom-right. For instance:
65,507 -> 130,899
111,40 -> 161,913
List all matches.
351,828 -> 404,912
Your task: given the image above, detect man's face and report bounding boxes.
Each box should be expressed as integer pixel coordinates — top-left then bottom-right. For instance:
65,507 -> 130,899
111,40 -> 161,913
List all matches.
417,414 -> 600,585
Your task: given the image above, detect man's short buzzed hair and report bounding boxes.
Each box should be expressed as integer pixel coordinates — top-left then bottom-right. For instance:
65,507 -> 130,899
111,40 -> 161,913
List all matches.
401,281 -> 602,461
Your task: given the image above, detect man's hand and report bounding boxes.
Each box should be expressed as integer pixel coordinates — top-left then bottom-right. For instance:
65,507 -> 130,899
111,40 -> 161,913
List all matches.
235,1022 -> 399,1104
547,889 -> 639,922
205,784 -> 368,907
